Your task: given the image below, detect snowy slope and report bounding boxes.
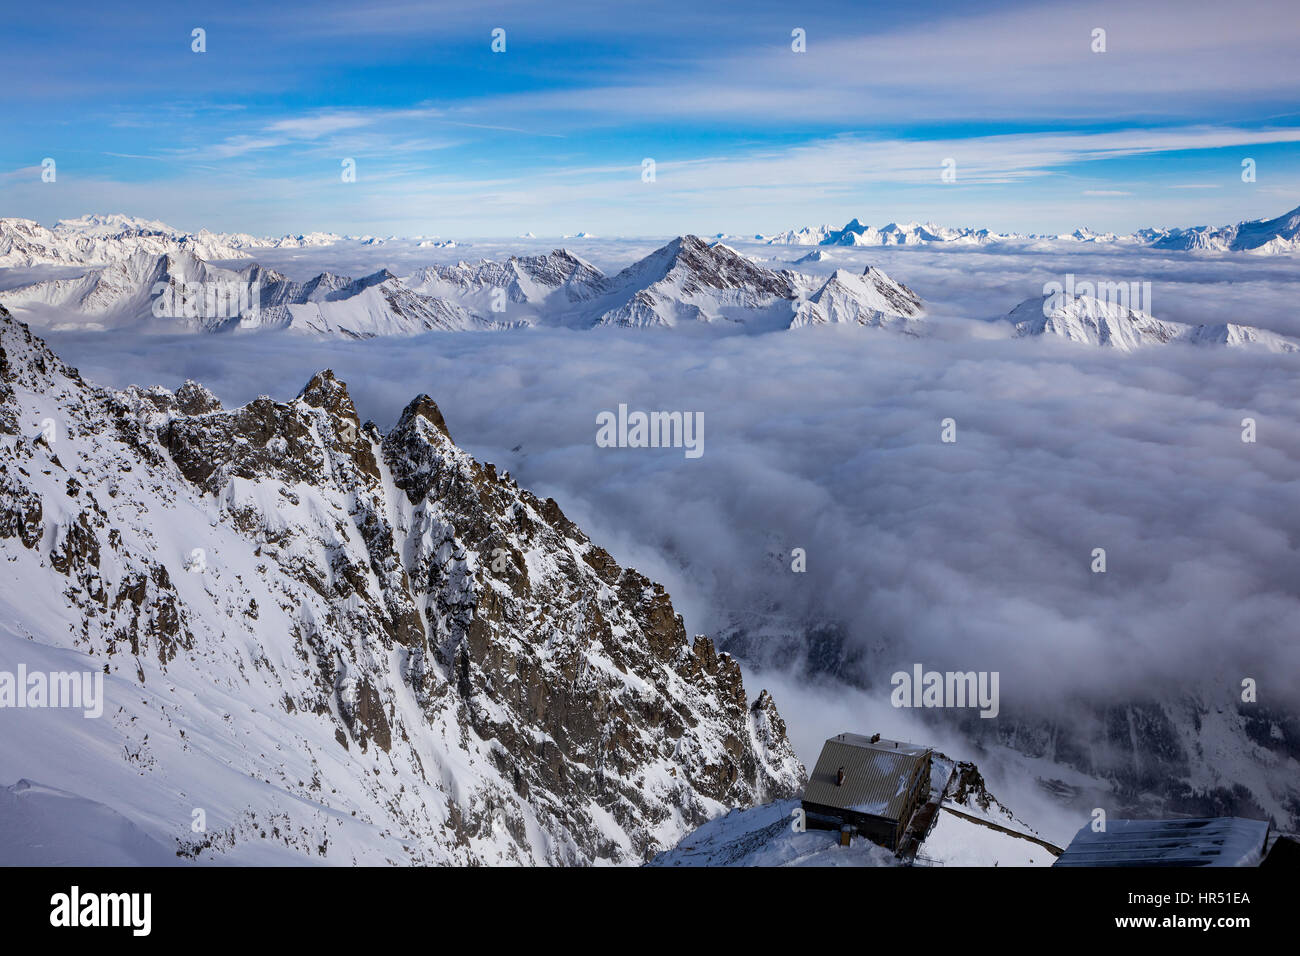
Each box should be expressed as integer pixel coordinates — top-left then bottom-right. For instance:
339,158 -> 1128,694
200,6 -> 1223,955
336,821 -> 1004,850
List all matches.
1,780 -> 181,867
0,305 -> 804,865
921,808 -> 1057,866
646,799 -> 897,866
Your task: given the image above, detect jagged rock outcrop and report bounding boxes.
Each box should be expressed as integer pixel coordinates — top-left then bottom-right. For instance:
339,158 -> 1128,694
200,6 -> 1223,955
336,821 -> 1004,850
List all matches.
0,303 -> 804,864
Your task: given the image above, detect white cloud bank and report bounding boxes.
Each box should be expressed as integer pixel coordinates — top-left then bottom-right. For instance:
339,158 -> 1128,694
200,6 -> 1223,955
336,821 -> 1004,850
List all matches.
41,244 -> 1300,744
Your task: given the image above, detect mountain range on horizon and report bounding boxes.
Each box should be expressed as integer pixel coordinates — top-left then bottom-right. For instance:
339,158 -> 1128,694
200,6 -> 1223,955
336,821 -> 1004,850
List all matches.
758,203 -> 1300,252
3,204 -> 1299,271
0,236 -> 931,338
3,221 -> 1298,353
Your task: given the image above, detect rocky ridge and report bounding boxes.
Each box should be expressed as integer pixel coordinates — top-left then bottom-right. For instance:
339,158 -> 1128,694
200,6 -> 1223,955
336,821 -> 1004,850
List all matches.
0,304 -> 804,864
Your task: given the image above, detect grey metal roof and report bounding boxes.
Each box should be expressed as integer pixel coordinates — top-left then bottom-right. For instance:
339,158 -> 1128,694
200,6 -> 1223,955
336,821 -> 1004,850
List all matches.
803,734 -> 931,821
1054,817 -> 1270,867
824,732 -> 930,757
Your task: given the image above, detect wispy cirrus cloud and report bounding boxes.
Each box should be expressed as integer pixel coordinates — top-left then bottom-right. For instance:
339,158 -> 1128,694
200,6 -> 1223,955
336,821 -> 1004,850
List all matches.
5,122 -> 1297,237
3,0 -> 1298,234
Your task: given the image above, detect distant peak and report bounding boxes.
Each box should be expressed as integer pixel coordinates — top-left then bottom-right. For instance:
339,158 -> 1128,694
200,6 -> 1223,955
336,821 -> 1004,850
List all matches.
396,394 -> 452,442
297,369 -> 360,424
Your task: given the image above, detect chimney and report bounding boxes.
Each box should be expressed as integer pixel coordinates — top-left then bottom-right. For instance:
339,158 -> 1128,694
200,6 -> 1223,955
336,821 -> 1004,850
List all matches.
836,767 -> 845,787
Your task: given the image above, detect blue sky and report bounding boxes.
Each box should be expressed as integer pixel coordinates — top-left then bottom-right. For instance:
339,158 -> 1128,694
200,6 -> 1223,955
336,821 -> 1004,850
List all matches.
2,0 -> 1299,237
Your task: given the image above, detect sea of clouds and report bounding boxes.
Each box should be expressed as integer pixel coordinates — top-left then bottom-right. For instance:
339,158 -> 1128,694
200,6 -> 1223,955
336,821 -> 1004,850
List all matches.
37,242 -> 1300,830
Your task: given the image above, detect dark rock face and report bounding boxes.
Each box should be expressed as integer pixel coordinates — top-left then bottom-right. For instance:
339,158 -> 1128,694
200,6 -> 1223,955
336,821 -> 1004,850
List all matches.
0,307 -> 804,864
0,465 -> 43,548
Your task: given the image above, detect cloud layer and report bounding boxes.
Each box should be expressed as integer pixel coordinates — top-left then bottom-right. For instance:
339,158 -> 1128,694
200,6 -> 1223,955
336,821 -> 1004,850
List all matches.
43,244 -> 1300,763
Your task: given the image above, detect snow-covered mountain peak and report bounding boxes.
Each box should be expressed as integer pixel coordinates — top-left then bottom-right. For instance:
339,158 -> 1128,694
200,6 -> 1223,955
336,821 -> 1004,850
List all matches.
791,264 -> 925,330
405,248 -> 607,308
393,391 -> 455,444
1010,291 -> 1300,353
593,235 -> 799,328
793,249 -> 832,264
628,235 -> 777,290
0,216 -> 255,268
296,367 -> 360,419
297,271 -> 354,303
340,268 -> 400,295
53,213 -> 183,238
1011,292 -> 1189,351
765,218 -> 1015,247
